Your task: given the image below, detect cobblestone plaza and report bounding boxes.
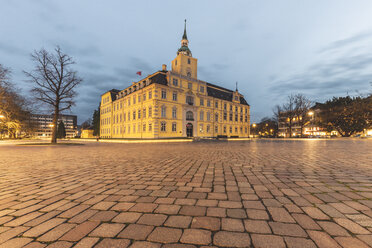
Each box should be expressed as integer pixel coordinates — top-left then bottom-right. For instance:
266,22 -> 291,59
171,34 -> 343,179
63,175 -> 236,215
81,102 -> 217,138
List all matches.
0,139 -> 372,247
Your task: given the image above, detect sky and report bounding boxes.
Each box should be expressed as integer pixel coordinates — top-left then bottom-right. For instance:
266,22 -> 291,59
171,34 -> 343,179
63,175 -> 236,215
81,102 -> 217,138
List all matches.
1,0 -> 372,124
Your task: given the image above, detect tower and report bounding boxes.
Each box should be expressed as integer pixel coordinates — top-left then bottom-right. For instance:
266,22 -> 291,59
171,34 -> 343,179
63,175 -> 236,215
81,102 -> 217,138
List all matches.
171,20 -> 198,79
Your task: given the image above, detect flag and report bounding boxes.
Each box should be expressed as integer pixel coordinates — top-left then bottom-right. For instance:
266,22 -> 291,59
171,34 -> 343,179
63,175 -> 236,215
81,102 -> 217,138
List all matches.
136,71 -> 142,76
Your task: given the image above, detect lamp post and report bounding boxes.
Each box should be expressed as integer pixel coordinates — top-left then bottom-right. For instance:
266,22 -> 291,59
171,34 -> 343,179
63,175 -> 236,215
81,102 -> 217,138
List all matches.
252,123 -> 256,138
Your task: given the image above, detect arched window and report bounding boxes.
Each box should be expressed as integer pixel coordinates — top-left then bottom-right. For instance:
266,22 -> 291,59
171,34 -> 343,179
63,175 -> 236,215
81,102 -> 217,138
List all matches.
186,111 -> 194,121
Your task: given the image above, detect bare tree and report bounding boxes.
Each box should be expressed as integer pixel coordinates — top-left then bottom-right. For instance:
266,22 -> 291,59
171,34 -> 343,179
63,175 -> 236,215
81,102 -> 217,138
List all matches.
282,94 -> 297,137
294,94 -> 312,137
272,105 -> 282,137
0,64 -> 33,138
24,47 -> 82,143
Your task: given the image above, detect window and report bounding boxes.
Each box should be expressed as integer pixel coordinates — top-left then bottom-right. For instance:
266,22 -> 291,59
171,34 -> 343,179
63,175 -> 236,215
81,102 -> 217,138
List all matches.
133,96 -> 136,104
240,115 -> 243,122
207,112 -> 211,121
235,106 -> 238,112
200,86 -> 204,93
235,114 -> 238,122
235,127 -> 238,133
199,124 -> 203,132
138,110 -> 141,119
215,113 -> 218,122
173,92 -> 178,101
128,112 -> 130,121
128,125 -> 130,133
215,126 -> 218,133
149,91 -> 152,99
245,127 -> 248,133
235,95 -> 238,101
143,93 -> 146,101
229,113 -> 233,121
161,122 -> 166,132
186,96 -> 194,105
215,101 -> 218,108
172,107 -> 177,119
200,111 -> 204,121
149,123 -> 152,131
207,100 -> 211,107
224,103 -> 227,110
240,127 -> 243,133
230,126 -> 232,133
224,126 -> 226,133
245,116 -> 248,122
161,90 -> 167,99
172,123 -> 177,132
138,123 -> 141,132
186,111 -> 194,121
245,108 -> 248,114
161,106 -> 166,118
149,107 -> 152,117
173,78 -> 178,86
133,124 -> 136,133
200,98 -> 204,106
133,111 -> 136,120
230,105 -> 232,111
207,125 -> 210,133
188,58 -> 191,64
138,95 -> 141,103
128,99 -> 130,106
188,83 -> 192,89
143,108 -> 146,118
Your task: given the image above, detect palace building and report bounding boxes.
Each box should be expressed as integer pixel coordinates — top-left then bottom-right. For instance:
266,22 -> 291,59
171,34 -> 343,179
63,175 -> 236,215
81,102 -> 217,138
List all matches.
100,21 -> 250,139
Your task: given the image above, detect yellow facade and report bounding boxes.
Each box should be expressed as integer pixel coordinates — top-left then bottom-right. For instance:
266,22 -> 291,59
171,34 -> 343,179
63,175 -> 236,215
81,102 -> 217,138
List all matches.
81,129 -> 94,138
100,22 -> 250,139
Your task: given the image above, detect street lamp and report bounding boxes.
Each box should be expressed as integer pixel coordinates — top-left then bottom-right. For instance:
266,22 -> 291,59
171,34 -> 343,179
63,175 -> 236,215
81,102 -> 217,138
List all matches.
308,111 -> 314,116
252,123 -> 256,137
0,115 -> 5,119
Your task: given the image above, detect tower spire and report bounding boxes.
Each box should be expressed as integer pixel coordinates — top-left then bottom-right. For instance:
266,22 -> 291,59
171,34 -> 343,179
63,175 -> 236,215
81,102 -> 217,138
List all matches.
236,82 -> 238,91
183,19 -> 188,40
178,19 -> 192,56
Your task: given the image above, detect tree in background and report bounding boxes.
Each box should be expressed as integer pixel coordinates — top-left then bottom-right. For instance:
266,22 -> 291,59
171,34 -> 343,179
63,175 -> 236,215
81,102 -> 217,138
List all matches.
0,64 -> 33,138
92,107 -> 100,136
81,118 -> 92,129
294,94 -> 312,137
256,117 -> 278,137
57,121 -> 66,138
280,94 -> 297,137
318,96 -> 372,137
24,46 -> 82,143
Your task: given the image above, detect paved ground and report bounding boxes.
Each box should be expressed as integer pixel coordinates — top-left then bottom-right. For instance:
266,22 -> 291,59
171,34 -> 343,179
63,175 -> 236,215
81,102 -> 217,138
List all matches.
0,139 -> 372,248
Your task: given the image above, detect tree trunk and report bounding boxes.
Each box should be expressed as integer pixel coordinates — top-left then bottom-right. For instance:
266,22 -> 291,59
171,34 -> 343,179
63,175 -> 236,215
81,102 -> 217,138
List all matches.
51,106 -> 59,144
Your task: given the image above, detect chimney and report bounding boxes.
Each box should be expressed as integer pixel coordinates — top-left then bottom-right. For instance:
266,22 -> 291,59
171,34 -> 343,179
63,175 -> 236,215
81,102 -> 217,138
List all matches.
162,64 -> 167,71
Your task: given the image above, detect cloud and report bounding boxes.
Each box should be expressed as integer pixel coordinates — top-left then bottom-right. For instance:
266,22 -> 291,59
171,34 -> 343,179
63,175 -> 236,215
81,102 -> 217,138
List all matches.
0,42 -> 28,57
320,30 -> 372,53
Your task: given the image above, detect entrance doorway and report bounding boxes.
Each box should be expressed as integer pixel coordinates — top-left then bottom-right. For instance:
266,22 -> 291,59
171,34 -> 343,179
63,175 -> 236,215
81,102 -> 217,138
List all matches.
186,123 -> 193,137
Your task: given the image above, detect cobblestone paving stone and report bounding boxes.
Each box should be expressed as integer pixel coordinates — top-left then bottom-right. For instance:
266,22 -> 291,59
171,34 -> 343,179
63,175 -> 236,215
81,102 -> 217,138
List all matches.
0,139 -> 372,247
